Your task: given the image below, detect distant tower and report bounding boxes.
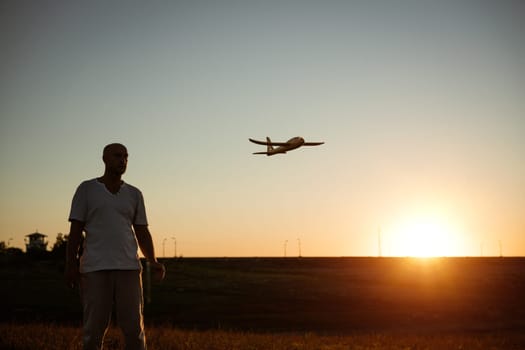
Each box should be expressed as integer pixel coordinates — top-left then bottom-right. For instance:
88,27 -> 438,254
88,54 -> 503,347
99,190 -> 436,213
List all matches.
25,231 -> 48,253
297,238 -> 302,258
284,240 -> 288,257
499,240 -> 502,257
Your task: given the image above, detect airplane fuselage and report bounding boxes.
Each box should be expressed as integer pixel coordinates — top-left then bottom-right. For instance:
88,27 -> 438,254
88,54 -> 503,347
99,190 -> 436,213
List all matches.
271,137 -> 305,154
249,136 -> 323,156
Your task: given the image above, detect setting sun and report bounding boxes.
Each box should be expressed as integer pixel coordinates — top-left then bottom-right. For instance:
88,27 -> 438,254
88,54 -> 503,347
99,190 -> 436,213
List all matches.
389,215 -> 462,257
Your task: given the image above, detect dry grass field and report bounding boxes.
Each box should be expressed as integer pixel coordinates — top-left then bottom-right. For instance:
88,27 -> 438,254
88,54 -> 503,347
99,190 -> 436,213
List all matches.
1,257 -> 524,349
1,323 -> 525,350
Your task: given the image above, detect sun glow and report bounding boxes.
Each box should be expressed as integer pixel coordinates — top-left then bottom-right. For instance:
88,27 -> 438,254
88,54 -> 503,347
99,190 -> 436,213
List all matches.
389,215 -> 462,257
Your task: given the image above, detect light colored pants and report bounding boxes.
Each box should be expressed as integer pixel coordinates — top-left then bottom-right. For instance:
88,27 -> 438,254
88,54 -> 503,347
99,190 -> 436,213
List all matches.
81,270 -> 146,350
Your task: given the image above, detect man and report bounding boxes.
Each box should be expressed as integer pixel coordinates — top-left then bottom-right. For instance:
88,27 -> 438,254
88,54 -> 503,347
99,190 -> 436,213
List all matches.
65,143 -> 165,350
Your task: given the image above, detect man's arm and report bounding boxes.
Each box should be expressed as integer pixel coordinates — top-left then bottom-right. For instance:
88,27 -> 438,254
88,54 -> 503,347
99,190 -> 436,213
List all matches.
65,220 -> 84,288
134,225 -> 166,281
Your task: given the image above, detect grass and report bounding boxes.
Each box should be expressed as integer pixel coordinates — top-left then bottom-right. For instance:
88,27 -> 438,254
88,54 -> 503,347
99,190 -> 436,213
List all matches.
2,257 -> 525,348
1,323 -> 525,350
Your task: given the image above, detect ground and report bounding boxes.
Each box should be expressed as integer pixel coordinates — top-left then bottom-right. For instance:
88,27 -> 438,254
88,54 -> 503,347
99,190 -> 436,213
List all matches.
2,256 -> 524,334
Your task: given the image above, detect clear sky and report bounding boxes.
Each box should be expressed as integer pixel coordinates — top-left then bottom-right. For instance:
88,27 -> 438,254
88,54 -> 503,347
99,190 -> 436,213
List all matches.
1,0 -> 524,257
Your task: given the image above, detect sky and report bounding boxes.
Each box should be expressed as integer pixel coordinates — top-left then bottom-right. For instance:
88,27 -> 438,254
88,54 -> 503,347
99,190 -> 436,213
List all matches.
1,0 -> 524,257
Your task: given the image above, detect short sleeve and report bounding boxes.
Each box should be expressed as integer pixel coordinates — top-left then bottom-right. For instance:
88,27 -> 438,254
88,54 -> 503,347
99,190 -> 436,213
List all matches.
69,182 -> 87,222
134,190 -> 148,226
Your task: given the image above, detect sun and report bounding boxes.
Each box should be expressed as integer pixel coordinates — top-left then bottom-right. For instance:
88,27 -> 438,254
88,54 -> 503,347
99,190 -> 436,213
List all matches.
389,215 -> 460,257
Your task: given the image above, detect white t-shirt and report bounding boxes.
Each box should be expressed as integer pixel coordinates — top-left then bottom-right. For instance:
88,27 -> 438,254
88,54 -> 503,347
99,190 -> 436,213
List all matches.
69,178 -> 148,273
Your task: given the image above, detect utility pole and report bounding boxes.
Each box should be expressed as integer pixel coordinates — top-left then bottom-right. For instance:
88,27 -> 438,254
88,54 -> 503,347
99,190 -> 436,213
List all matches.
284,240 -> 288,257
172,237 -> 177,258
297,238 -> 302,257
378,227 -> 382,257
145,261 -> 152,304
162,238 -> 167,258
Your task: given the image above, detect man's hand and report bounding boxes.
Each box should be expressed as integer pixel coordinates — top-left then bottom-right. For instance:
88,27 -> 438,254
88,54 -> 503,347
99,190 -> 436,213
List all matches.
65,220 -> 84,289
65,264 -> 80,289
150,261 -> 166,282
134,225 -> 166,281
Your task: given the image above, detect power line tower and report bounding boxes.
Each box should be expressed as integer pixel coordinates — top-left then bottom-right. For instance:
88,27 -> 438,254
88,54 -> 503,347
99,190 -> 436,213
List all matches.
378,227 -> 382,257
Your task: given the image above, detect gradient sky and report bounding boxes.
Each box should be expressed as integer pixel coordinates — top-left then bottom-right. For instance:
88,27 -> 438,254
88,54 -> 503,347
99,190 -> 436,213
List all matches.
1,0 -> 524,257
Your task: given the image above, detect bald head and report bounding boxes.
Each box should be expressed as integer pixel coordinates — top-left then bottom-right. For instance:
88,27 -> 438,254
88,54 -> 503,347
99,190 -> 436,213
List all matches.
103,143 -> 127,157
102,143 -> 128,176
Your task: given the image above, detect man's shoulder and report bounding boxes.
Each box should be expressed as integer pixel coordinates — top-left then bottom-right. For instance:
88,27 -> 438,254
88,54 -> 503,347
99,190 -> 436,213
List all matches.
123,182 -> 142,194
77,178 -> 99,188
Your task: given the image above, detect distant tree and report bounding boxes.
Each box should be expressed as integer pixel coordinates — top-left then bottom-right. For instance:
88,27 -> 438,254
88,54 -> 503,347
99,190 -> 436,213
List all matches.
6,247 -> 24,256
0,241 -> 21,256
1,245 -> 26,265
51,233 -> 68,259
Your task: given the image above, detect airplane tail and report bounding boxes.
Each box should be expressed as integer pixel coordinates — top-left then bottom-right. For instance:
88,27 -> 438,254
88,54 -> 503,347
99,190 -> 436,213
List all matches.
266,137 -> 273,153
250,136 -> 275,155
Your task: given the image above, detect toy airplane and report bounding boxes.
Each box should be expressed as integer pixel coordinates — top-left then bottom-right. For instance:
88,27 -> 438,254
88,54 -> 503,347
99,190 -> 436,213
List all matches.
249,136 -> 324,155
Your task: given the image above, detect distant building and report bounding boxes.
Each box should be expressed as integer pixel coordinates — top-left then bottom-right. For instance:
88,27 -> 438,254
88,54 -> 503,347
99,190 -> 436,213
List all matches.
25,232 -> 48,253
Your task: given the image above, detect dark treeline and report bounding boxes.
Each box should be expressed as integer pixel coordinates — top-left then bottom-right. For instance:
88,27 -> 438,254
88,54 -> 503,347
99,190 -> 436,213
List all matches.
0,233 -> 69,263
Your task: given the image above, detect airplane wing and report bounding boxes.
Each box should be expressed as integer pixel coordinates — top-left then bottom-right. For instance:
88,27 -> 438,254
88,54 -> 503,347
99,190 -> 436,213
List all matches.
303,142 -> 324,146
249,138 -> 288,146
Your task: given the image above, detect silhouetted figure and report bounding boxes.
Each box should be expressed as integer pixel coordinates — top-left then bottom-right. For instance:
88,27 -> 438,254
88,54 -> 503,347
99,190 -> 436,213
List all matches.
65,143 -> 165,350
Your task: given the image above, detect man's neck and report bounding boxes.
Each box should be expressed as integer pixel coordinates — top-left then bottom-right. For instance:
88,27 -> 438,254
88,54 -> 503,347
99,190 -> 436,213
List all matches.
98,173 -> 123,194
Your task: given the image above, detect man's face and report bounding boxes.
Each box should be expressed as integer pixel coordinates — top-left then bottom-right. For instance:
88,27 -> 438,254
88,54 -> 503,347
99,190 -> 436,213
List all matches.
104,144 -> 128,175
